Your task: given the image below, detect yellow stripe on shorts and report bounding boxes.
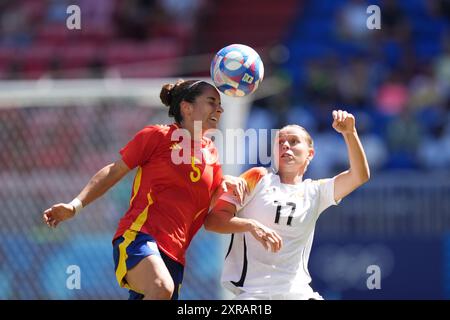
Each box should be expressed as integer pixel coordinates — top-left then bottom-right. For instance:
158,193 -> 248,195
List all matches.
115,192 -> 154,291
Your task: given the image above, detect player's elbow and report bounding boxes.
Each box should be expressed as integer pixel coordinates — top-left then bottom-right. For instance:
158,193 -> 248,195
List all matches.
364,169 -> 370,183
204,213 -> 221,232
357,167 -> 370,186
204,211 -> 232,234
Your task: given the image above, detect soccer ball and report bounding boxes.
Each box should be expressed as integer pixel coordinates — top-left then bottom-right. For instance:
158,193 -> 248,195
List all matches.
210,44 -> 264,97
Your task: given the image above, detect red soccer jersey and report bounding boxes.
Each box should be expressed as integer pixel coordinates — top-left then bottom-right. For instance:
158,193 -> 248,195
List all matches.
113,123 -> 223,265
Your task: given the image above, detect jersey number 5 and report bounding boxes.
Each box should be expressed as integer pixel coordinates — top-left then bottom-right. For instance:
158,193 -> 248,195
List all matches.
190,156 -> 201,182
274,201 -> 296,226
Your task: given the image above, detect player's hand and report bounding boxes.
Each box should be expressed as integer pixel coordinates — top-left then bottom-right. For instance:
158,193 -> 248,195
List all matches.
332,110 -> 356,134
43,203 -> 75,228
221,175 -> 249,205
249,220 -> 283,253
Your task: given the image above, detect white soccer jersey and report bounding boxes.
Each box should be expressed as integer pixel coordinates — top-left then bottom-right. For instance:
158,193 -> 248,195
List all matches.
219,167 -> 340,299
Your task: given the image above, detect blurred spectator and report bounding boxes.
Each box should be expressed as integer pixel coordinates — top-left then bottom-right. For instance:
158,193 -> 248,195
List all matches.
5,59 -> 23,80
353,111 -> 388,171
434,37 -> 450,96
396,49 -> 419,83
46,0 -> 71,23
369,1 -> 412,68
418,116 -> 450,170
336,0 -> 371,43
47,56 -> 63,79
408,65 -> 444,111
304,57 -> 339,105
77,0 -> 114,28
113,0 -> 149,40
86,56 -> 106,79
336,56 -> 370,108
380,0 -> 410,41
0,1 -> 32,47
375,70 -> 409,116
385,109 -> 422,168
157,0 -> 204,31
113,0 -> 164,41
426,0 -> 450,20
156,0 -> 206,48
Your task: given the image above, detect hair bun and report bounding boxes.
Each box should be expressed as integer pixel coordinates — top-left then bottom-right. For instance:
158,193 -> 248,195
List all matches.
160,80 -> 186,107
160,83 -> 175,107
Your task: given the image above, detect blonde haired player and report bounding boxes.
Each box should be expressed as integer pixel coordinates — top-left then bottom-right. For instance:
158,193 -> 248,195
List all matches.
205,109 -> 370,300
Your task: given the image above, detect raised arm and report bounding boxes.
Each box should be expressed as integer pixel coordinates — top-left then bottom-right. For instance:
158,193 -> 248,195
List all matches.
204,199 -> 282,252
43,159 -> 130,228
332,110 -> 370,202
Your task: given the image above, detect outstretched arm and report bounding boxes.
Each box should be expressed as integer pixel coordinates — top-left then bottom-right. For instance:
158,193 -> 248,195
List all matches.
43,159 -> 130,228
332,110 -> 370,202
205,199 -> 282,252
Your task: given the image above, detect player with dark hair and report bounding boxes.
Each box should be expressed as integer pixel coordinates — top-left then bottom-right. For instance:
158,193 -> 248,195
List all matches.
43,79 -> 247,300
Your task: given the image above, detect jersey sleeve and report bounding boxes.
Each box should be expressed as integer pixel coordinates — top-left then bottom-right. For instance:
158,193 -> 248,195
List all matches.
220,167 -> 268,211
119,126 -> 163,169
315,177 -> 341,215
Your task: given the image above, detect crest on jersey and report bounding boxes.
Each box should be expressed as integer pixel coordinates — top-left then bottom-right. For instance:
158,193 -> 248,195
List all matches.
201,147 -> 218,165
170,143 -> 182,150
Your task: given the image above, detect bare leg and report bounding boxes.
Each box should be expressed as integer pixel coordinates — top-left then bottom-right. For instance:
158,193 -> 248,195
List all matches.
125,254 -> 174,300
